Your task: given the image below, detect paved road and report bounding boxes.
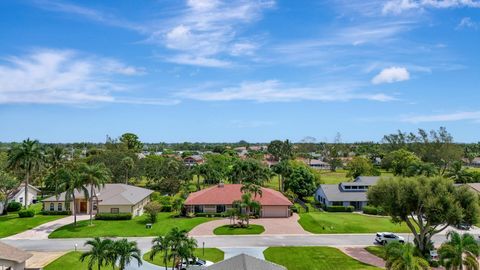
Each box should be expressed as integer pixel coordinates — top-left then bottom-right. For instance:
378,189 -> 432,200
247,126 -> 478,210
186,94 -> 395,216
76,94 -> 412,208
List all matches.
0,233 -> 455,252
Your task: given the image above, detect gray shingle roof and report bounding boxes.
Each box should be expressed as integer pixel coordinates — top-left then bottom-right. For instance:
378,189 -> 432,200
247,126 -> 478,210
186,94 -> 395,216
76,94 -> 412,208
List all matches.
206,254 -> 286,270
0,242 -> 32,263
43,184 -> 153,205
354,176 -> 381,185
319,184 -> 368,202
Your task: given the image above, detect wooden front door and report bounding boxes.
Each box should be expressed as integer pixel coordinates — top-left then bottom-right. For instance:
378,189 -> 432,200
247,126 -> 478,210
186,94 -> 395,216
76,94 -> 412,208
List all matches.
80,201 -> 87,213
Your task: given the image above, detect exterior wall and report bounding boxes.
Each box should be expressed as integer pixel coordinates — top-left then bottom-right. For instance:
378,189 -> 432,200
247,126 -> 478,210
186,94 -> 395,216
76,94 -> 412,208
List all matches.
97,205 -> 132,214
11,186 -> 38,206
261,206 -> 289,218
0,259 -> 26,270
315,187 -> 331,206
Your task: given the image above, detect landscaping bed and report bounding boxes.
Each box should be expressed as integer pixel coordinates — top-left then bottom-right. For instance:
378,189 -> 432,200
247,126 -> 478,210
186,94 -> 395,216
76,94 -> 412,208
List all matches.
213,224 -> 265,235
48,212 -> 215,238
297,212 -> 411,234
264,246 -> 380,270
143,248 -> 224,267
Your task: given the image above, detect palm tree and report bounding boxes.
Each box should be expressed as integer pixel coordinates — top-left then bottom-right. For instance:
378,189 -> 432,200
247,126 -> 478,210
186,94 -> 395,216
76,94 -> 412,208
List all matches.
112,239 -> 142,270
233,193 -> 261,227
167,227 -> 189,270
385,242 -> 430,270
240,182 -> 263,199
445,161 -> 472,184
120,157 -> 134,184
80,163 -> 111,225
178,237 -> 198,268
439,231 -> 480,270
7,139 -> 43,208
271,160 -> 291,192
80,237 -> 114,270
150,236 -> 171,270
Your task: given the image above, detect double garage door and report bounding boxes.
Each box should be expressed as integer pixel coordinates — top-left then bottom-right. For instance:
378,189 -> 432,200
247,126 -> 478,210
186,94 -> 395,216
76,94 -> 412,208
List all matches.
261,205 -> 290,218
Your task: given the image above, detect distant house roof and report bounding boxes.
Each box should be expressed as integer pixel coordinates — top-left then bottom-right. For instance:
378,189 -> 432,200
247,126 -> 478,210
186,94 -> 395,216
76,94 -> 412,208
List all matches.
206,254 -> 286,270
467,183 -> 480,193
184,155 -> 204,161
43,184 -> 153,205
0,242 -> 32,263
8,183 -> 40,199
185,184 -> 292,206
318,176 -> 382,202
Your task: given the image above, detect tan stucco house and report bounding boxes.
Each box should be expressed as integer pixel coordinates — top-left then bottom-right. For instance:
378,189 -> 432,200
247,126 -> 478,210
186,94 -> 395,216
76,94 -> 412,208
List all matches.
42,184 -> 153,217
0,242 -> 32,270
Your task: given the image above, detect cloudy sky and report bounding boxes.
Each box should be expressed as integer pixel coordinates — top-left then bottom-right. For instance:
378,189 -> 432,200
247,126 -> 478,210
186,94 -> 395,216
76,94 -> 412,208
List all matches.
1,0 -> 479,143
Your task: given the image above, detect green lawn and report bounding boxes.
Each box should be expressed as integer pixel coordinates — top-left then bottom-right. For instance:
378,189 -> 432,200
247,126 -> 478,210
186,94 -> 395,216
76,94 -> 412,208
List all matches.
49,213 -> 215,238
143,248 -> 224,267
264,247 -> 381,270
44,252 -> 90,270
298,212 -> 411,234
365,246 -> 386,260
0,203 -> 67,238
213,224 -> 265,235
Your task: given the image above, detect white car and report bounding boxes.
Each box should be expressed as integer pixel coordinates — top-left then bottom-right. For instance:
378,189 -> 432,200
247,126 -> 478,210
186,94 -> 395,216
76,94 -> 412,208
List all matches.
177,258 -> 214,270
375,232 -> 405,245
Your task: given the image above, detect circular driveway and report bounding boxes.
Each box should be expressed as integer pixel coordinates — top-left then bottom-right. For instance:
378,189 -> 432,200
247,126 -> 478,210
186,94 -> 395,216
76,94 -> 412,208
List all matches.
189,213 -> 310,236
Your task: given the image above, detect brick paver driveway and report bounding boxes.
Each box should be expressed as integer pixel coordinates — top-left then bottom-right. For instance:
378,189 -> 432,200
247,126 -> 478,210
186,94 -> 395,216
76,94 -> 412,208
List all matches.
189,213 -> 309,236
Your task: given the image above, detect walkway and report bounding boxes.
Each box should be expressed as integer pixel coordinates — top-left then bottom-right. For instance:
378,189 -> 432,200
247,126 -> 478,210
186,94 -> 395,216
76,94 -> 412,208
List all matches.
189,213 -> 309,236
340,246 -> 385,269
5,214 -> 90,240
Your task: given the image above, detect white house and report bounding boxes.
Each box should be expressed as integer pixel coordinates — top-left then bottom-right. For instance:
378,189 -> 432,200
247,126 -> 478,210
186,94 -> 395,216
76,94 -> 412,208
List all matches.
0,242 -> 32,270
8,183 -> 40,206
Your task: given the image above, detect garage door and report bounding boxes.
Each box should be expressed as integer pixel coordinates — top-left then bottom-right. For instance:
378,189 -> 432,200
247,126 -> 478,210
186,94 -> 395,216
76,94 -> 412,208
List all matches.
261,206 -> 288,218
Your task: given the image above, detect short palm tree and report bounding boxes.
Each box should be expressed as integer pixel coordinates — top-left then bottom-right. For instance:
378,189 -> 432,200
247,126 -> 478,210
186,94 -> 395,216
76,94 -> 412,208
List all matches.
80,237 -> 114,270
80,163 -> 111,225
112,239 -> 142,270
233,193 -> 261,227
178,237 -> 198,267
445,161 -> 472,184
7,138 -> 43,208
385,242 -> 430,270
150,235 -> 171,270
167,228 -> 189,270
439,231 -> 480,270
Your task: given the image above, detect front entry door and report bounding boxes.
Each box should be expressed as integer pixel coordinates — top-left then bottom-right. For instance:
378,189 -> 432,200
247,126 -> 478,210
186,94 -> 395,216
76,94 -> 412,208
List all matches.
80,201 -> 87,213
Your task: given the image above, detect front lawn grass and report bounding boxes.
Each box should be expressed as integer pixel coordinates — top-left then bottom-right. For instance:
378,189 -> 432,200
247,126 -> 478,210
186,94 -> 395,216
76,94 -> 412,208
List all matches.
365,246 -> 386,260
298,212 -> 411,234
213,224 -> 265,235
0,203 -> 67,238
143,248 -> 224,267
264,247 -> 380,270
43,251 -> 89,270
48,212 -> 215,238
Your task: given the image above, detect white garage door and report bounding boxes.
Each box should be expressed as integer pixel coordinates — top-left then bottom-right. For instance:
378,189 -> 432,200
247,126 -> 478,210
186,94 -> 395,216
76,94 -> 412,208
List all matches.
261,206 -> 288,218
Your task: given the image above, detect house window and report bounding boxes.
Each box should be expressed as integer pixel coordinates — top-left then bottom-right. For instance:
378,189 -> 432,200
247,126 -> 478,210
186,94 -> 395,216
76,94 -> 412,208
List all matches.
216,205 -> 226,213
111,208 -> 119,214
58,203 -> 63,211
50,203 -> 54,211
194,205 -> 203,213
19,197 -> 23,203
332,201 -> 343,206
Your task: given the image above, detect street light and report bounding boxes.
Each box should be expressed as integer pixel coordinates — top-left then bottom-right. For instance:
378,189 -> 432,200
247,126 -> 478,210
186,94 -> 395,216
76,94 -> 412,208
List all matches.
74,243 -> 78,251
202,242 -> 205,256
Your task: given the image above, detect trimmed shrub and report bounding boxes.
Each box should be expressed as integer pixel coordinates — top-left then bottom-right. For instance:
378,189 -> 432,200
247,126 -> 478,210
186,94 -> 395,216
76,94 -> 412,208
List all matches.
194,212 -> 226,218
144,201 -> 162,223
18,209 -> 35,218
161,205 -> 172,212
41,210 -> 72,215
362,206 -> 378,215
95,213 -> 132,220
7,201 -> 22,212
291,205 -> 298,213
326,206 -> 354,212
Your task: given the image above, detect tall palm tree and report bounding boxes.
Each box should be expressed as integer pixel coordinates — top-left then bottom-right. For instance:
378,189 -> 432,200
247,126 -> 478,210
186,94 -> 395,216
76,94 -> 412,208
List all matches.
80,237 -> 114,270
120,157 -> 134,184
111,239 -> 142,270
240,182 -> 263,199
167,227 -> 189,270
178,237 -> 198,268
445,161 -> 472,184
385,242 -> 430,270
80,163 -> 111,225
7,139 -> 43,208
439,231 -> 480,270
150,235 -> 171,270
233,193 -> 261,227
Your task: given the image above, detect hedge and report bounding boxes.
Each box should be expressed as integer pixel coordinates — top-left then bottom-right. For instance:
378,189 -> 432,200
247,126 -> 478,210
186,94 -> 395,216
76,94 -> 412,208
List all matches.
362,206 -> 386,216
291,205 -> 298,213
326,206 -> 354,212
41,210 -> 72,215
7,202 -> 22,212
95,213 -> 132,220
18,209 -> 35,218
161,205 -> 172,212
194,212 -> 226,218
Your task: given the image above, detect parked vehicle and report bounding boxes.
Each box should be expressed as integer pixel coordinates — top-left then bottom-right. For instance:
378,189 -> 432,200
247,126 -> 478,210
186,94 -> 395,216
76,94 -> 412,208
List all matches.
177,258 -> 214,270
455,223 -> 471,230
375,232 -> 405,245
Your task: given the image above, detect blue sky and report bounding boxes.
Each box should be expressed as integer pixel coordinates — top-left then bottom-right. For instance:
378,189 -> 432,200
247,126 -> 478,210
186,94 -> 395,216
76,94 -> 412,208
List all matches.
1,0 -> 479,143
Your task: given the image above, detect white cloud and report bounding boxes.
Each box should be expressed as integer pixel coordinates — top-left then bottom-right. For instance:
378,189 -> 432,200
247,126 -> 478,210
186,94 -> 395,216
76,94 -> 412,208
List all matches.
165,54 -> 231,68
0,49 -> 175,105
402,111 -> 480,123
371,67 -> 410,84
383,0 -> 480,14
457,17 -> 478,29
177,80 -> 395,102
